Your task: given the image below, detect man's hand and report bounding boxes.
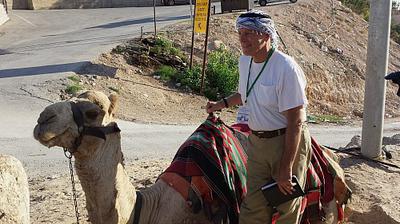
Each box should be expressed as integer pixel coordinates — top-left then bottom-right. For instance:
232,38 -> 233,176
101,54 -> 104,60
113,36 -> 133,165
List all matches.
205,101 -> 222,113
276,166 -> 294,195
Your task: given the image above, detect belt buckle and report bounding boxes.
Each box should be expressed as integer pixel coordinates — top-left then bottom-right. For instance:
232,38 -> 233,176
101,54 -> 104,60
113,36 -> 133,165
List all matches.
276,129 -> 282,136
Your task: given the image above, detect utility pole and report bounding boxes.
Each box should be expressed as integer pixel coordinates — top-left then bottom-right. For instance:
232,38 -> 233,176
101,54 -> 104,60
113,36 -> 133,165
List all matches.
361,0 -> 392,158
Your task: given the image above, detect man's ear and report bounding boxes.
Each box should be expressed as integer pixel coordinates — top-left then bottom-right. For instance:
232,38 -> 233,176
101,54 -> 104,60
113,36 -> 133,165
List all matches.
108,93 -> 118,116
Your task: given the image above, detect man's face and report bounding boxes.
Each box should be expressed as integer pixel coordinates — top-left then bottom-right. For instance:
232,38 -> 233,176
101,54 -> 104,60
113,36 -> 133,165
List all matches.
238,28 -> 269,56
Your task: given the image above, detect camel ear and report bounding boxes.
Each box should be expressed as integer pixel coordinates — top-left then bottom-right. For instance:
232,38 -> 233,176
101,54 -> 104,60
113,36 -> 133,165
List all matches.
108,93 -> 118,115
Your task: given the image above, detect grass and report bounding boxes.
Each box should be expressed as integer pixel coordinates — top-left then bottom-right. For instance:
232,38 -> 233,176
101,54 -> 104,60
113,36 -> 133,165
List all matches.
65,84 -> 82,95
154,65 -> 178,81
67,75 -> 80,82
65,75 -> 82,95
307,114 -> 345,124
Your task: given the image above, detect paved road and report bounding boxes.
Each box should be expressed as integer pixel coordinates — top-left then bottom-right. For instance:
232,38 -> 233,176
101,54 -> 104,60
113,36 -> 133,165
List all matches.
0,6 -> 194,78
0,6 -> 196,176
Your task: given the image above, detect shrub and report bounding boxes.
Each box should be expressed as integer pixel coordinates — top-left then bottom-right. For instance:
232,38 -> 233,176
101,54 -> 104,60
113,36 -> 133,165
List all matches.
177,65 -> 203,92
205,47 -> 239,100
153,36 -> 185,59
174,47 -> 239,100
154,65 -> 178,81
65,84 -> 82,95
67,75 -> 80,82
340,0 -> 369,21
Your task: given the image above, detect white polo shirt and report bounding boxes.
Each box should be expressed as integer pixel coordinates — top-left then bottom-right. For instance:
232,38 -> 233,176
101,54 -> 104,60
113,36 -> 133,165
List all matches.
238,50 -> 308,131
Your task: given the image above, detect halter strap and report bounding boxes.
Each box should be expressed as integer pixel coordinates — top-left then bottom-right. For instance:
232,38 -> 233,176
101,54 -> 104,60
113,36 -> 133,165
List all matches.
68,102 -> 121,153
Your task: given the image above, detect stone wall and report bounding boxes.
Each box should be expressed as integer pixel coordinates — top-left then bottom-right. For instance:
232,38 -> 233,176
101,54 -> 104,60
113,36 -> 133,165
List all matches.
0,3 -> 9,26
13,0 -> 163,9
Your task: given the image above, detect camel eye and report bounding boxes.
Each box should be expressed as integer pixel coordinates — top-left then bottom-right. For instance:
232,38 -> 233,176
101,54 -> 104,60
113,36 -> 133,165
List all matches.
85,110 -> 99,120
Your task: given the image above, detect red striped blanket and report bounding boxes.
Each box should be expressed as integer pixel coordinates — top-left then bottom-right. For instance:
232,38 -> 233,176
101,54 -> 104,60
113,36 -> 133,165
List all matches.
165,115 -> 247,223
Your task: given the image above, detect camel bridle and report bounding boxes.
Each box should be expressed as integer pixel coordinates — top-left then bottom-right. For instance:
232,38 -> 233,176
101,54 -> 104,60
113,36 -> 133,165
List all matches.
68,101 -> 121,154
63,101 -> 121,224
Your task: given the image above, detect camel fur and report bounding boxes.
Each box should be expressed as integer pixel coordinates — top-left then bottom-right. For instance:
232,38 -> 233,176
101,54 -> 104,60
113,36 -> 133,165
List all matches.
0,154 -> 30,224
33,90 -> 210,224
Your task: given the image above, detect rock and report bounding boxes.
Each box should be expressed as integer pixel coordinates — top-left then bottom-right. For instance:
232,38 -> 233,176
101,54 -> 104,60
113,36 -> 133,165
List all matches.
336,48 -> 343,54
208,40 -> 225,51
321,45 -> 328,52
345,135 -> 361,148
143,94 -> 149,98
382,134 -> 400,145
0,154 -> 30,224
176,83 -> 182,87
353,109 -> 363,118
46,175 -> 58,180
153,75 -> 161,80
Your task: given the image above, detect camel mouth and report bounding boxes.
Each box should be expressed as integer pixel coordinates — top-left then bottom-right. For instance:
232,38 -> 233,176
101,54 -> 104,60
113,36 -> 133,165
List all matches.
33,124 -> 72,148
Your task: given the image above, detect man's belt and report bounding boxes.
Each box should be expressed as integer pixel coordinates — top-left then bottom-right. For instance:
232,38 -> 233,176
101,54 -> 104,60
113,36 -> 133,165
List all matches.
251,128 -> 286,138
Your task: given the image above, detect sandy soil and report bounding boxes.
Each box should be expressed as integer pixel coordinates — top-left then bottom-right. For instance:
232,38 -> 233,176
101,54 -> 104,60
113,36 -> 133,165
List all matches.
28,144 -> 400,224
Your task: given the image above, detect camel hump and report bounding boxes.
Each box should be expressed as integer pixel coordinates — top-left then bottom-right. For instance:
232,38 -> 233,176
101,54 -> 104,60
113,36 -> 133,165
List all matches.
0,154 -> 30,224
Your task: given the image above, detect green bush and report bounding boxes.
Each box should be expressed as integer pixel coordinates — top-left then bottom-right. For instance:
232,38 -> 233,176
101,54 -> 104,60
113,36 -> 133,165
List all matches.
152,37 -> 185,59
174,47 -> 239,100
205,47 -> 239,100
65,84 -> 82,95
177,65 -> 202,92
340,0 -> 369,21
155,65 -> 178,81
67,75 -> 80,82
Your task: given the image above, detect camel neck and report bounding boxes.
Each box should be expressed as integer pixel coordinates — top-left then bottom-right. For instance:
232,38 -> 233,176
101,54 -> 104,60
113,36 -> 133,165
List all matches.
74,133 -> 136,224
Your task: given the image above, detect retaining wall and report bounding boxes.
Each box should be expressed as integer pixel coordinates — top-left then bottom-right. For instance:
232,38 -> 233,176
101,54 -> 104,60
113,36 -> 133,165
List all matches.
13,0 -> 162,9
0,3 -> 9,26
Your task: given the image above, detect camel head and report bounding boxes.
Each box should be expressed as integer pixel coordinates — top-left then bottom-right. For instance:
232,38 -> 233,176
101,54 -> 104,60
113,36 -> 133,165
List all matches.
33,90 -> 119,157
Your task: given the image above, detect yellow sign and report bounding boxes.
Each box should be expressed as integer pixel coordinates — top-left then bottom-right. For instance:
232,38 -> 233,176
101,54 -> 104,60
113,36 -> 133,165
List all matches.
194,0 -> 209,34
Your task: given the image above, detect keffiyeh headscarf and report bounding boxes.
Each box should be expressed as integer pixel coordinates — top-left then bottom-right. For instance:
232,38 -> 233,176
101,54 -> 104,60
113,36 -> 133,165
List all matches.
236,10 -> 279,48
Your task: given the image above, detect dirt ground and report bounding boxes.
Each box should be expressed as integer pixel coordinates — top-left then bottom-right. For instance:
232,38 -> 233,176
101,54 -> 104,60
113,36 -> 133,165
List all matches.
25,0 -> 400,223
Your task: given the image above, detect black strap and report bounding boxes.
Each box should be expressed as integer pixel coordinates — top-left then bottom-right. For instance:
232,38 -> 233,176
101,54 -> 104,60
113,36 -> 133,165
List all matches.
324,145 -> 400,169
83,124 -> 121,140
69,101 -> 121,152
70,102 -> 85,132
132,191 -> 143,224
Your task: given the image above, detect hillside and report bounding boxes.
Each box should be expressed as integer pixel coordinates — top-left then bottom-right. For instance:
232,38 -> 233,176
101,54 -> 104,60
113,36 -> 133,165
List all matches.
161,0 -> 400,120
33,0 -> 400,125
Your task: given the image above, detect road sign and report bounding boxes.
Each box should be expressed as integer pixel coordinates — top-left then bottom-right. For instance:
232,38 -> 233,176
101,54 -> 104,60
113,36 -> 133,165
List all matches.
194,0 -> 209,34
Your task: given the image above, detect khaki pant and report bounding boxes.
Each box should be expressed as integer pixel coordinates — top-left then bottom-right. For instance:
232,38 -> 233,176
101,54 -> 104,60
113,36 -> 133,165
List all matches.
239,124 -> 312,224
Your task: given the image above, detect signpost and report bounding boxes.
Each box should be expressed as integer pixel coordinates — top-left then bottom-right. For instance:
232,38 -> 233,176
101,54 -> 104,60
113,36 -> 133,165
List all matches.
192,0 -> 211,93
194,0 -> 209,34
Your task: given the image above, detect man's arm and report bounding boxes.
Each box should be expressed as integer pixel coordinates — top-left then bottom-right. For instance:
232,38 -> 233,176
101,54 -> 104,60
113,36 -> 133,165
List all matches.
206,93 -> 242,113
276,105 -> 305,195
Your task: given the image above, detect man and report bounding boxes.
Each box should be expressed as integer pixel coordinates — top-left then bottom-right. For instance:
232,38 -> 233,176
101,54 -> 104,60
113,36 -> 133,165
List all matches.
206,10 -> 311,224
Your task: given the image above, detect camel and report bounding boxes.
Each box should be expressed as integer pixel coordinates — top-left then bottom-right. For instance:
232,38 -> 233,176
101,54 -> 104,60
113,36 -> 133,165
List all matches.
0,154 -> 30,224
33,90 -> 211,224
33,90 -> 348,224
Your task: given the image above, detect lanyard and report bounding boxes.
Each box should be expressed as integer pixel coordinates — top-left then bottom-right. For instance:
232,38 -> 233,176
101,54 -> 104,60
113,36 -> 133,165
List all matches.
245,48 -> 275,103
